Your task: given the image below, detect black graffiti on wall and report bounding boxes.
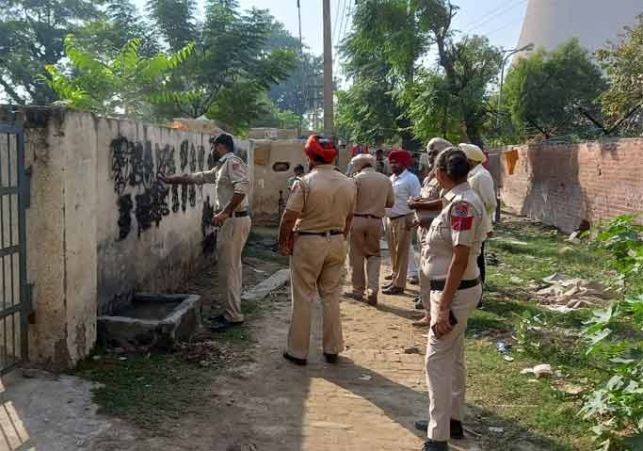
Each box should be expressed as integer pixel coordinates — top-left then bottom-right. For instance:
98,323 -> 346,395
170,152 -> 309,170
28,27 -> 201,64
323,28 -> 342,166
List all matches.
117,194 -> 133,240
111,137 -> 131,195
110,136 -> 205,240
180,140 -> 189,171
201,196 -> 216,254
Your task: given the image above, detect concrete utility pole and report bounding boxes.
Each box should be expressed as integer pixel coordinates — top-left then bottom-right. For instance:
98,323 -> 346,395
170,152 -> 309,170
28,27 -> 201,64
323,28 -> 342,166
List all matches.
322,0 -> 334,139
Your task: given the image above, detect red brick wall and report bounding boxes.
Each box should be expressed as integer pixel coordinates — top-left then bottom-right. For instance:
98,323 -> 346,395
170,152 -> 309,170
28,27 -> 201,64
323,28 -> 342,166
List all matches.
491,139 -> 643,233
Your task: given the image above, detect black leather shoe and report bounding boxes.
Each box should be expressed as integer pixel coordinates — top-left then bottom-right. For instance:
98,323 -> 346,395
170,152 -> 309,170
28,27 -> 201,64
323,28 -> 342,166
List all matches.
422,440 -> 449,451
414,297 -> 424,310
382,286 -> 404,295
323,353 -> 338,364
208,314 -> 226,323
415,419 -> 465,440
450,419 -> 464,440
209,317 -> 244,332
283,352 -> 307,366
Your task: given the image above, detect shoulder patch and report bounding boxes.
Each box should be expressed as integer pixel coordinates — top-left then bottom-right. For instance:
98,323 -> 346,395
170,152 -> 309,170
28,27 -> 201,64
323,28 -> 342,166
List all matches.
451,202 -> 473,231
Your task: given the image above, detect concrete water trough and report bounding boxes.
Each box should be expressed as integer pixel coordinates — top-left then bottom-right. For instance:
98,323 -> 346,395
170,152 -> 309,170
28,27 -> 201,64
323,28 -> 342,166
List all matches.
97,294 -> 201,351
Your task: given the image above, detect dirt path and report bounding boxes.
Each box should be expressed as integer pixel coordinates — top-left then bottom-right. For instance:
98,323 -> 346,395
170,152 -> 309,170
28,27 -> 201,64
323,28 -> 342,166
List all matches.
85,253 -> 486,451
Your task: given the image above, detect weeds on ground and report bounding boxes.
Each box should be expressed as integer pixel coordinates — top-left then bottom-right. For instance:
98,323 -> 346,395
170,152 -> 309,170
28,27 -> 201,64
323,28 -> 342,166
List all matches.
467,216 -> 617,451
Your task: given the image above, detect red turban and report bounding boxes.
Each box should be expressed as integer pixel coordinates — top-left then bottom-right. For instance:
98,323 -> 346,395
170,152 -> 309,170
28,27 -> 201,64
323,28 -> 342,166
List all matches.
388,149 -> 413,168
305,135 -> 337,164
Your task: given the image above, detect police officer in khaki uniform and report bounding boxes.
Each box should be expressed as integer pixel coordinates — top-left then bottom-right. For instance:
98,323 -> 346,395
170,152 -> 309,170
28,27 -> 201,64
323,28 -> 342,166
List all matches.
408,138 -> 453,326
347,153 -> 395,306
159,133 -> 251,332
415,147 -> 486,451
383,149 -> 421,295
278,136 -> 356,366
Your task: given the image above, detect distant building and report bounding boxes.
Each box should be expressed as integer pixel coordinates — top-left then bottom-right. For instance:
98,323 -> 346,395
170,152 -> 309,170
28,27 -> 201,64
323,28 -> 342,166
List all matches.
516,0 -> 642,55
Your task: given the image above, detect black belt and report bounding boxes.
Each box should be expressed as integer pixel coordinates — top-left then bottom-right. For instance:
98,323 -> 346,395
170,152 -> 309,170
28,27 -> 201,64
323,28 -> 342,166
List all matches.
389,214 -> 411,221
297,230 -> 343,237
354,214 -> 382,219
430,278 -> 481,291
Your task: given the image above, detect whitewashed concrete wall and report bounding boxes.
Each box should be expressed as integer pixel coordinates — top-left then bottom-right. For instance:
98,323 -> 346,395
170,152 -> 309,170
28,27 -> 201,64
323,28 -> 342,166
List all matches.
3,107 -> 251,368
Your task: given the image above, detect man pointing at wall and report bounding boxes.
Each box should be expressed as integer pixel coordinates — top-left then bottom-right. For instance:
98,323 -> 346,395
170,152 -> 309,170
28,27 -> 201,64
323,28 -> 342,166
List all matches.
159,133 -> 251,332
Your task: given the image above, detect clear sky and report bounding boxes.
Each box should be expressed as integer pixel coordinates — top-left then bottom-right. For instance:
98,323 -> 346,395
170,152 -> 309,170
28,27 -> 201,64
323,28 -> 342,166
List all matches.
132,0 -> 530,58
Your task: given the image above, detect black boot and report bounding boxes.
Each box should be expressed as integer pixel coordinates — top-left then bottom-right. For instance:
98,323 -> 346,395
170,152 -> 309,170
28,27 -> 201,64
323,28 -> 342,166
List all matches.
415,419 -> 465,440
421,440 -> 449,451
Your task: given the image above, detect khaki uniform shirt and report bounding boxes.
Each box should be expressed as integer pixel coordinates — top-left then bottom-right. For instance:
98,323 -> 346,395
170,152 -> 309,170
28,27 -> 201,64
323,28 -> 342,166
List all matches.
421,182 -> 486,280
353,168 -> 394,218
287,164 -> 356,233
468,164 -> 496,235
415,173 -> 442,224
192,152 -> 250,212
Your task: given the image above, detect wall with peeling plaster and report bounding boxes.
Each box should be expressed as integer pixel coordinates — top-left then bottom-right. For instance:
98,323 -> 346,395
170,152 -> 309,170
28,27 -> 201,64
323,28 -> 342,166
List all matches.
1,106 -> 252,368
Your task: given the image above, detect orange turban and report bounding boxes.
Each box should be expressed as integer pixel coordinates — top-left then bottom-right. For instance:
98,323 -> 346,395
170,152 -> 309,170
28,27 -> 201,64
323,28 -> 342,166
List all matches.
305,135 -> 337,164
388,149 -> 413,168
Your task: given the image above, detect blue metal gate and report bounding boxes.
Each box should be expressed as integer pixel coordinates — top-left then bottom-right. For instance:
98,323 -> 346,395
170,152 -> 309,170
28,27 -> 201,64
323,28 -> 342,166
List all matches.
0,124 -> 28,374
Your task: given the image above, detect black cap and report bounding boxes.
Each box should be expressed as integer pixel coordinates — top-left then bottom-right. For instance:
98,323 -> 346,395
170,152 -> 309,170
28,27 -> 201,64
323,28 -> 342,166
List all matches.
209,133 -> 234,151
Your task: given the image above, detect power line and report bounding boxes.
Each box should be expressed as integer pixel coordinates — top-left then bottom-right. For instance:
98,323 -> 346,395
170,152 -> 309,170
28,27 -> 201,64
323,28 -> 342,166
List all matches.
485,15 -> 525,38
460,0 -> 523,30
335,0 -> 350,50
465,0 -> 527,34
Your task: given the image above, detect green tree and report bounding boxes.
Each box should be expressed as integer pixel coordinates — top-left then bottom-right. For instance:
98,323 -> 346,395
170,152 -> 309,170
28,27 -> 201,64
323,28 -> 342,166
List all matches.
597,15 -> 643,131
45,35 -> 195,119
338,0 -> 424,147
338,0 -> 501,148
265,22 -> 323,121
76,0 -> 159,58
503,38 -> 606,140
0,0 -> 103,104
147,0 -> 297,132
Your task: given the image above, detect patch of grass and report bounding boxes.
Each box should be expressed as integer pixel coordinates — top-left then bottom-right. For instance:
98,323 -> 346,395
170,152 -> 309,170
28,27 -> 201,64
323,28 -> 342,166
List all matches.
466,342 -> 596,451
463,217 -> 625,450
72,353 -> 214,430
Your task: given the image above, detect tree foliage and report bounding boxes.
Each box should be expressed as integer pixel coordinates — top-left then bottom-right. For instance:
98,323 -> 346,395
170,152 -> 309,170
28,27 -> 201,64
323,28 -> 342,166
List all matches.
597,15 -> 643,129
146,0 -> 298,130
265,22 -> 323,120
0,0 -> 103,104
337,0 -> 501,148
45,35 -> 195,119
503,39 -> 606,140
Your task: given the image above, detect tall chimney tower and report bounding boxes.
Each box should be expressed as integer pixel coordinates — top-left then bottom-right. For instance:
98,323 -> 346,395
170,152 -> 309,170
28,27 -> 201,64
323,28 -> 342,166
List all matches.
517,0 -> 642,55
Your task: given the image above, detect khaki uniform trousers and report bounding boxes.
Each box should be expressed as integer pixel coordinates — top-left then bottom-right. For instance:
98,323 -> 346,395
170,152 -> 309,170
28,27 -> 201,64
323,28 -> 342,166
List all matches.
217,216 -> 252,323
349,216 -> 382,296
417,226 -> 431,312
426,285 -> 482,441
287,234 -> 346,360
386,215 -> 412,289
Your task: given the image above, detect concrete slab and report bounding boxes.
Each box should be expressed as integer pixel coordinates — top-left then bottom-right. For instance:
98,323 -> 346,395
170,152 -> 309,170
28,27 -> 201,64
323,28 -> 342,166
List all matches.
0,372 -> 137,451
242,269 -> 290,303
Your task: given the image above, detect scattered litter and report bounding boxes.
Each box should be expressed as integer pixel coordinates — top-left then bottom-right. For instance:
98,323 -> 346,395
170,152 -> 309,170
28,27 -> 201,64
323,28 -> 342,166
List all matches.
118,357 -> 127,361
503,355 -> 515,362
555,381 -> 586,396
358,374 -> 372,381
92,355 -> 102,361
521,364 -> 553,378
510,276 -> 524,284
251,268 -> 267,274
566,231 -> 582,245
404,347 -> 421,355
488,427 -> 504,434
496,341 -> 512,354
421,333 -> 428,338
535,274 -> 615,312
